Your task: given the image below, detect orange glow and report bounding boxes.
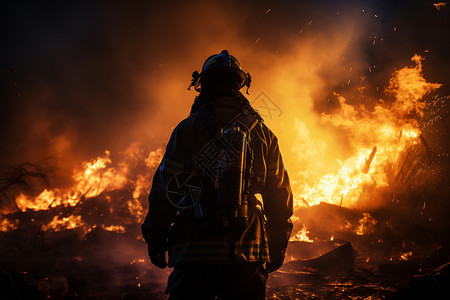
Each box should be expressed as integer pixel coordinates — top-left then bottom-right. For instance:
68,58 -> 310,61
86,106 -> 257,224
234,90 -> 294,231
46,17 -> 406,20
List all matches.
73,150 -> 128,199
16,189 -> 63,212
433,2 -> 446,10
102,224 -> 126,234
400,251 -> 413,260
0,218 -> 19,232
4,145 -> 163,232
388,55 -> 442,118
288,55 -> 440,209
356,213 -> 377,235
1,53 -> 441,240
290,226 -> 314,242
42,215 -> 86,232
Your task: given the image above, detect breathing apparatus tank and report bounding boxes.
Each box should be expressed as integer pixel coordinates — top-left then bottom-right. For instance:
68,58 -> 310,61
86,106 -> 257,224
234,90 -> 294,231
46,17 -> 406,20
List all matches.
215,122 -> 252,228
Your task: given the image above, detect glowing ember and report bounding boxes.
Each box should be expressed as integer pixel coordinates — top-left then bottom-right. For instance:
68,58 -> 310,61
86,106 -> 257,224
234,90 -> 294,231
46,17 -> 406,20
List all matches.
433,2 -> 446,10
130,258 -> 145,265
42,215 -> 86,232
356,213 -> 377,235
290,226 -> 314,242
400,251 -> 413,261
0,218 -> 19,232
102,224 -> 126,234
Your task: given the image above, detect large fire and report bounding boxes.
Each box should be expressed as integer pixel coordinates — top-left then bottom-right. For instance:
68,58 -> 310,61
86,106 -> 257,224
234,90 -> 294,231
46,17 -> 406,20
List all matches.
0,55 -> 442,241
1,146 -> 163,233
292,54 -> 440,209
1,0 -> 449,298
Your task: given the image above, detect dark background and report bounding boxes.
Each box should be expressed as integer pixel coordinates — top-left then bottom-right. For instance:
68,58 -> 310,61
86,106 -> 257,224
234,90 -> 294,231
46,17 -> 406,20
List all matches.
1,0 -> 449,167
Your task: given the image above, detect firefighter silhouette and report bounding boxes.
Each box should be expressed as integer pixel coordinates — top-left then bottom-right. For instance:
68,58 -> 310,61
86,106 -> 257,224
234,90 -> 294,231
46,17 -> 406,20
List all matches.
142,50 -> 293,300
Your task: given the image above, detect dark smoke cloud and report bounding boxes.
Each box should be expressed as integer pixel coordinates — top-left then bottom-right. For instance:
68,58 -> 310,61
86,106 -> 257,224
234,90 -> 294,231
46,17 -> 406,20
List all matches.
0,0 -> 448,169
0,2 -> 449,297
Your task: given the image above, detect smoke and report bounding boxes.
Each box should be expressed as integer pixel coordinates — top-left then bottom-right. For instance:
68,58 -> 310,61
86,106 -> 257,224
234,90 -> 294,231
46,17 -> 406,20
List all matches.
0,1 -> 449,297
1,0 -> 449,208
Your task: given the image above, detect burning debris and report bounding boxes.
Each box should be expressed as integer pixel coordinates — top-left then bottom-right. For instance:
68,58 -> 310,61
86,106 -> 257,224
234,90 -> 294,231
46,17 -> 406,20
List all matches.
0,145 -> 168,299
292,54 -> 442,212
1,145 -> 163,234
1,0 -> 449,298
1,53 -> 448,299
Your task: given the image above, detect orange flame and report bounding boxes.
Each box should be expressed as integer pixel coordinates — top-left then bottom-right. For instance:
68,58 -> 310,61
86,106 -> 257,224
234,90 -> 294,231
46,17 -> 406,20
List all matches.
2,145 -> 163,233
0,55 -> 441,240
293,55 -> 440,209
290,225 -> 314,242
388,54 -> 442,118
42,215 -> 86,232
16,189 -> 64,212
73,150 -> 128,199
0,218 -> 19,232
356,213 -> 377,235
400,251 -> 413,260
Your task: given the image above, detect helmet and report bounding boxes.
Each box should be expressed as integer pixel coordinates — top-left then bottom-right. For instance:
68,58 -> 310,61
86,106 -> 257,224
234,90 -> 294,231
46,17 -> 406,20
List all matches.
188,50 -> 252,94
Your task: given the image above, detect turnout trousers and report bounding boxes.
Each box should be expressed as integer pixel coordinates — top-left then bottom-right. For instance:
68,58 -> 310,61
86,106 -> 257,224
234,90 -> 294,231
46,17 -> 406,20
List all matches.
165,262 -> 268,300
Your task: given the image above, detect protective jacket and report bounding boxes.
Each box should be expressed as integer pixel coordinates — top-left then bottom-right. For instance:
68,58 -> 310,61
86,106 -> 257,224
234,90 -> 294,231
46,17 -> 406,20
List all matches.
141,93 -> 293,267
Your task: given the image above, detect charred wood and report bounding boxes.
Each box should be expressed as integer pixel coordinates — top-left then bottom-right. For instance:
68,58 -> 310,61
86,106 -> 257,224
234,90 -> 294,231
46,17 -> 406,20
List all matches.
363,146 -> 377,173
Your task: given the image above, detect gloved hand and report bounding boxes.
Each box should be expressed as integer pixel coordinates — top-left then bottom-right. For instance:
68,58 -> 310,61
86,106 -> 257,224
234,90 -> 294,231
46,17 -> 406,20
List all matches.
265,248 -> 286,273
148,247 -> 168,269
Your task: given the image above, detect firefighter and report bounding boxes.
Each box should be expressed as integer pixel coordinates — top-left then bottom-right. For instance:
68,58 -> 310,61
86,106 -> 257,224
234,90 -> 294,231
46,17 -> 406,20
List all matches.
141,50 -> 293,300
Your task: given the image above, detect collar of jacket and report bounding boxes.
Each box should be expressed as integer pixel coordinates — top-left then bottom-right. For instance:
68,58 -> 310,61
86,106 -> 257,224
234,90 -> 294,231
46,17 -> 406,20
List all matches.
198,95 -> 243,115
